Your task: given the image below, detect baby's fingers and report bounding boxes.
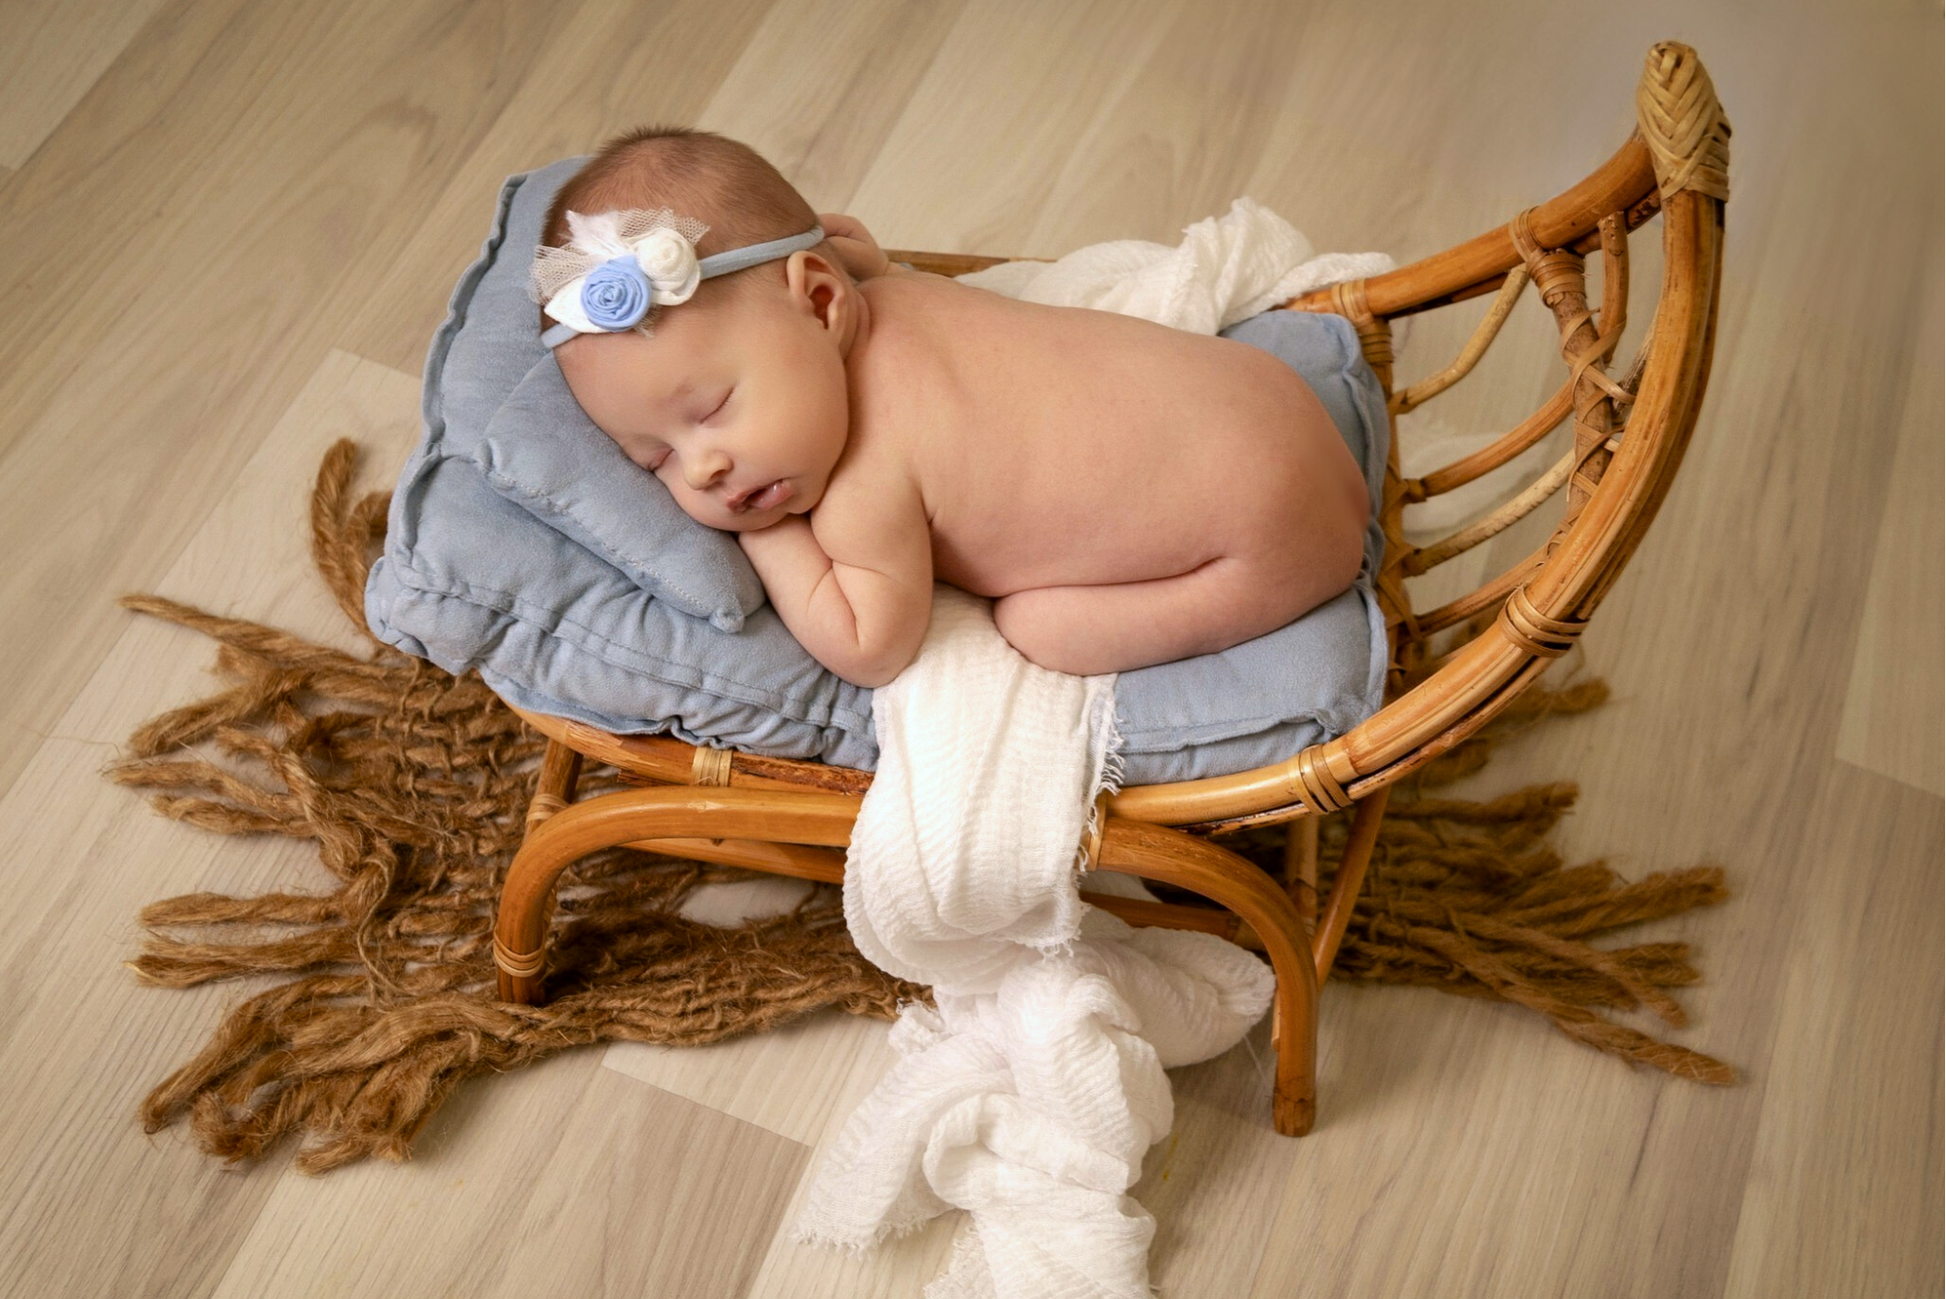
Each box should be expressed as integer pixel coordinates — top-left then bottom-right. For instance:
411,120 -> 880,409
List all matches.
817,212 -> 875,245
816,212 -> 891,279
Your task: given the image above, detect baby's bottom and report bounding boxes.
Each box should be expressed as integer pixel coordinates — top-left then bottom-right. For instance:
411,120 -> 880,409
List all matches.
992,548 -> 1337,677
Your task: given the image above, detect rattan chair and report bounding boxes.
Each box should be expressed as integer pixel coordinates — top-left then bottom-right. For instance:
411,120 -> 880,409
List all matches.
489,39 -> 1729,1138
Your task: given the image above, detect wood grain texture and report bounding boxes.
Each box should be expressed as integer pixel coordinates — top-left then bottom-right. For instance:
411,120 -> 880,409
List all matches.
0,0 -> 170,170
1838,230 -> 1944,795
0,1 -> 1936,1296
848,0 -> 1190,256
695,0 -> 971,213
0,0 -> 568,807
1720,759 -> 1944,1299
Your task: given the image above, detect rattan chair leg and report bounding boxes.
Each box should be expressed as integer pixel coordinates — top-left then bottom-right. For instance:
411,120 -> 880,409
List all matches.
1098,818 -> 1319,1136
491,786 -> 1325,1134
524,740 -> 582,831
498,741 -> 587,1001
1283,814 -> 1320,932
1312,787 -> 1392,982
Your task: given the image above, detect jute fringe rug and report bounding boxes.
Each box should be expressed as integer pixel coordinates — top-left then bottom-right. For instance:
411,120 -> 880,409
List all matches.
108,440 -> 1737,1174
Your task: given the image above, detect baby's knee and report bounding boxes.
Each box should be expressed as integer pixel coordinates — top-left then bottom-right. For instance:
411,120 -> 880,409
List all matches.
993,589 -> 1093,674
992,589 -> 1052,659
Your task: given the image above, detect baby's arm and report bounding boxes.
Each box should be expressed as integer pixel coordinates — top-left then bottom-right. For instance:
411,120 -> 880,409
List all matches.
736,468 -> 933,689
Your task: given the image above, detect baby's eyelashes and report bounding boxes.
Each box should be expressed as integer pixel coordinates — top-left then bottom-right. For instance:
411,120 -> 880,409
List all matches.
626,387 -> 730,473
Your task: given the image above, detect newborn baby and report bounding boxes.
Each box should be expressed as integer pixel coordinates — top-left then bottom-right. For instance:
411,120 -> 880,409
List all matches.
539,128 -> 1371,687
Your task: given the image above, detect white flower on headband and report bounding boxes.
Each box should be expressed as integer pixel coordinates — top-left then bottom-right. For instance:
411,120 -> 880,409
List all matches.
529,208 -> 711,336
634,228 -> 701,304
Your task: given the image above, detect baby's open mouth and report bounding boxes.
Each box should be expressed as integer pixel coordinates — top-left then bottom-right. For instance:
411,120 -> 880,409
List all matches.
733,480 -> 790,512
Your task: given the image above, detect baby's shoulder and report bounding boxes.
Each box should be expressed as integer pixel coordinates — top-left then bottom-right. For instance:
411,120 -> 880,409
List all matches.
812,441 -> 931,569
823,432 -> 922,520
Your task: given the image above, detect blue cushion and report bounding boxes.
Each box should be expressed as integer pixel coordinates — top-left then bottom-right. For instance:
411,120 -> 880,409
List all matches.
366,162 -> 1391,783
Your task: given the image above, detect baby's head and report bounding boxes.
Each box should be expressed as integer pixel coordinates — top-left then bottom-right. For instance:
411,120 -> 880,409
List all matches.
535,127 -> 861,531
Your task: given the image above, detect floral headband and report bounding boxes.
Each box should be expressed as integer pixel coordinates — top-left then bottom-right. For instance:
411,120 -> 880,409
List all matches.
529,208 -> 825,349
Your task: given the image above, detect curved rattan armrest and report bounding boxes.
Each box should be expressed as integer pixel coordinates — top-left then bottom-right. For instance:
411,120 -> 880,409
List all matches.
1282,134 -> 1664,323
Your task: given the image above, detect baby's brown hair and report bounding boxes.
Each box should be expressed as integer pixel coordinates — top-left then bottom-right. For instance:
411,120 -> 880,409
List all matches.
537,126 -> 844,334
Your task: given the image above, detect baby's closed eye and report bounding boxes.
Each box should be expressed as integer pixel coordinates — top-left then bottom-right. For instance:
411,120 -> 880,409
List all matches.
630,388 -> 732,471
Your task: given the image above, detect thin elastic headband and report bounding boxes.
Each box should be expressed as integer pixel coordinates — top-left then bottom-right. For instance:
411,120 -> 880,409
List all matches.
534,212 -> 825,349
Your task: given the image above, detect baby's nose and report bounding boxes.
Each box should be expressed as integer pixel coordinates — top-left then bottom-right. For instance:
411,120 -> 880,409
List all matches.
684,450 -> 731,492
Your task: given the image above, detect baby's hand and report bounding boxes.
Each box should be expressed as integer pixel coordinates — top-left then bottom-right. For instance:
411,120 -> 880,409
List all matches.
817,212 -> 895,281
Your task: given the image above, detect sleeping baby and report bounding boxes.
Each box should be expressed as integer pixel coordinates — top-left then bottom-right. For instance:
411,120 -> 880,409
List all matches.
534,127 -> 1371,687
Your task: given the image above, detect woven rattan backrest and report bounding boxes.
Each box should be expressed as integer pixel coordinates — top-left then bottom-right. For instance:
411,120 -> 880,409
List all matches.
1312,42 -> 1730,696
1107,39 -> 1730,831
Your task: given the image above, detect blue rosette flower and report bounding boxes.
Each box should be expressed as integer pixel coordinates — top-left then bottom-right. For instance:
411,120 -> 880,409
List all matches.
580,253 -> 652,331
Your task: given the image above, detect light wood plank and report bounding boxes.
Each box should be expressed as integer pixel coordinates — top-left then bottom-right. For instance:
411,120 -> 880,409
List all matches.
0,2 -> 1937,1296
1249,963 -> 1702,1296
206,1056 -> 609,1299
1721,760 -> 1943,1299
0,0 -> 170,171
695,0 -> 972,213
490,1069 -> 808,1299
958,0 -> 1316,254
846,0 -> 1190,257
1836,230 -> 1944,794
0,0 -> 567,807
739,1029 -> 964,1299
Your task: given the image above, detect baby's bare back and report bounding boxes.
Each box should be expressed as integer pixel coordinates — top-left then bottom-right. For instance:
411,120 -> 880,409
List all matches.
844,273 -> 1369,612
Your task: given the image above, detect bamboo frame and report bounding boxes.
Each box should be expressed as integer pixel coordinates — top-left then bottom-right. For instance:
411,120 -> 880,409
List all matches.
489,40 -> 1729,1139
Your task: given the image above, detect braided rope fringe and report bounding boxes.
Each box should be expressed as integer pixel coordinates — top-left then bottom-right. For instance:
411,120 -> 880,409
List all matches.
110,440 -> 1734,1174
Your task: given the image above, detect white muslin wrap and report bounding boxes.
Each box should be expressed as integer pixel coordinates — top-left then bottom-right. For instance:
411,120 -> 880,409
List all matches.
788,589 -> 1277,1297
788,200 -> 1393,1296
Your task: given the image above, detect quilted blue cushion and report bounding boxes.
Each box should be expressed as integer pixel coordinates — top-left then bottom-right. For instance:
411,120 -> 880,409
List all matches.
366,161 -> 1391,783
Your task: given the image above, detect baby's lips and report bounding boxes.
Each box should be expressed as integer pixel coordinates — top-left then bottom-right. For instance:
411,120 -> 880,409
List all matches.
731,480 -> 791,512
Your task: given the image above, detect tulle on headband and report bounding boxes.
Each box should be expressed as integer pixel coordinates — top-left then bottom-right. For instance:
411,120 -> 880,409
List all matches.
529,209 -> 710,314
529,208 -> 824,347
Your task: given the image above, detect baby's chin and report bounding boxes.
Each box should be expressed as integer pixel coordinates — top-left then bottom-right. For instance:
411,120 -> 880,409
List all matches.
713,510 -> 778,533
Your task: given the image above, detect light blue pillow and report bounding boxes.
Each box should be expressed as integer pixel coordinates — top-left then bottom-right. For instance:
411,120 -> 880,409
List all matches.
366,160 -> 1392,783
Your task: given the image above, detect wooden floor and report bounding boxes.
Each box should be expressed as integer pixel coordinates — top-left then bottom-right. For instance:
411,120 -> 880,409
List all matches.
0,2 -> 1939,1296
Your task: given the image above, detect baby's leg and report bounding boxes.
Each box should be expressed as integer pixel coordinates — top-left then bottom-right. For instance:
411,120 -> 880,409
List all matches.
993,554 -> 1302,676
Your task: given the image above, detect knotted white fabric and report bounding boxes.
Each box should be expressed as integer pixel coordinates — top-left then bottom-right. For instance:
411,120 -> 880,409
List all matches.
789,200 -> 1392,1296
789,589 -> 1276,1297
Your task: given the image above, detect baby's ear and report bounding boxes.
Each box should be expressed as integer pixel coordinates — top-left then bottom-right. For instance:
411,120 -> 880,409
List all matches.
784,249 -> 853,333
